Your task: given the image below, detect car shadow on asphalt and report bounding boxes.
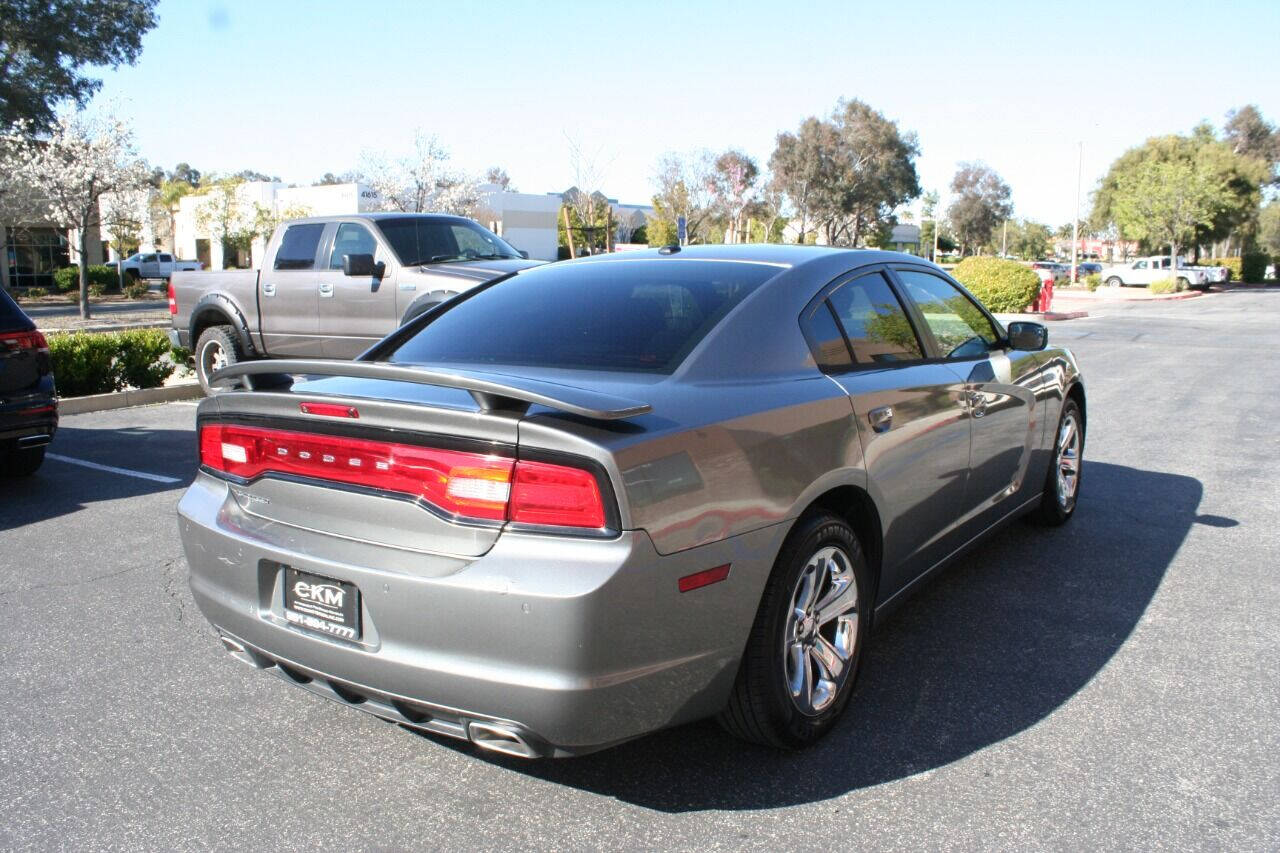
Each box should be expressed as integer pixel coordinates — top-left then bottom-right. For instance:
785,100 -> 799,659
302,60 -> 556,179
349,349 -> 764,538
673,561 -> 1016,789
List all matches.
430,461 -> 1207,811
0,426 -> 193,531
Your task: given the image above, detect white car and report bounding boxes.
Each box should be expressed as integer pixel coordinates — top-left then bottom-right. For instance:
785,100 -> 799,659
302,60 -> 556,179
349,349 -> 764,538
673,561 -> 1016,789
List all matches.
1100,256 -> 1210,290
111,252 -> 203,282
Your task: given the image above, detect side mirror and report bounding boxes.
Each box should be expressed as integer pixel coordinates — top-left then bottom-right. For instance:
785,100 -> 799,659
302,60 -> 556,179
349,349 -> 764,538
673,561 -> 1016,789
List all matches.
342,253 -> 384,278
518,250 -> 529,260
1007,321 -> 1048,351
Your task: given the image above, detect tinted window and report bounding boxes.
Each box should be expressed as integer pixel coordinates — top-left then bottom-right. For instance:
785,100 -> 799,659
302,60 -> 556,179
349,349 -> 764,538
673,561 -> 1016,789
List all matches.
827,272 -> 923,365
0,287 -> 32,331
328,223 -> 379,269
159,254 -> 172,262
895,269 -> 999,360
799,300 -> 852,370
141,254 -> 157,263
376,217 -> 519,266
388,260 -> 777,373
274,223 -> 325,270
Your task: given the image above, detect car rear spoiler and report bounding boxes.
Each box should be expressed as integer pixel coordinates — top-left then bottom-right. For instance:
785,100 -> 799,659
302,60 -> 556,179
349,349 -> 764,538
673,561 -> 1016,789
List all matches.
210,360 -> 652,421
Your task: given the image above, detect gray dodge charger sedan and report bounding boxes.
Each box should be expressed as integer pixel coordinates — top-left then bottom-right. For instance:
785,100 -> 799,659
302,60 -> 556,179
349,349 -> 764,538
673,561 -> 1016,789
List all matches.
180,245 -> 1085,758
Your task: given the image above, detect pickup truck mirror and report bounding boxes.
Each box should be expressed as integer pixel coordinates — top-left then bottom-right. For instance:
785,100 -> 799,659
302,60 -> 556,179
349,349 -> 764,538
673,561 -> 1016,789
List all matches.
519,249 -> 530,260
342,253 -> 384,278
1007,321 -> 1048,351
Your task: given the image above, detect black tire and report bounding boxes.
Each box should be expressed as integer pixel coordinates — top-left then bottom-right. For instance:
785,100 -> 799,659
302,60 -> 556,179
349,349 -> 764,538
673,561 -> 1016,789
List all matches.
1106,276 -> 1124,288
1177,277 -> 1190,291
125,268 -> 141,283
1032,398 -> 1084,526
718,511 -> 871,749
195,325 -> 243,395
1,443 -> 46,477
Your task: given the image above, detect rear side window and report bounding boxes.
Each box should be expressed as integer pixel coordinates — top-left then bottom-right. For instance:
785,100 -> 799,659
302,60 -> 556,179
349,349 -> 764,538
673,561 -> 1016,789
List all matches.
799,300 -> 853,371
388,260 -> 777,373
274,223 -> 325,270
827,272 -> 923,365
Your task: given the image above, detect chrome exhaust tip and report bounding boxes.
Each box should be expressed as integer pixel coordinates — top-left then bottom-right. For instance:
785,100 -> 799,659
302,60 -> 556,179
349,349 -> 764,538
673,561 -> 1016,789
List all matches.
467,721 -> 539,759
17,434 -> 51,449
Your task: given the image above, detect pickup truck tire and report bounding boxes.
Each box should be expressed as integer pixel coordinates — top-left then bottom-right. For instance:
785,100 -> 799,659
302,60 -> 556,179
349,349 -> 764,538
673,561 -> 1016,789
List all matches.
1106,276 -> 1123,288
1177,277 -> 1191,290
195,325 -> 243,395
125,269 -> 141,283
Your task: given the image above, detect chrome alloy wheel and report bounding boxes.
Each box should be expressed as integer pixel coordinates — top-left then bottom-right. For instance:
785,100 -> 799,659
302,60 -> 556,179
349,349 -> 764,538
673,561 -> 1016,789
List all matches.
783,545 -> 859,716
1055,411 -> 1082,508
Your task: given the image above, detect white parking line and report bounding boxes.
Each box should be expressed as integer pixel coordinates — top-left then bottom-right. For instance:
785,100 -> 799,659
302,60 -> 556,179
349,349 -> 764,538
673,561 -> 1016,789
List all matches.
46,453 -> 181,484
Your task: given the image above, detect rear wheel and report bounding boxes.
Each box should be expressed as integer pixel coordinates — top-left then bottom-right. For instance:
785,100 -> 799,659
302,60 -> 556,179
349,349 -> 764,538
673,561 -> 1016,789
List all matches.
1032,398 -> 1084,526
1177,276 -> 1190,291
718,511 -> 870,749
195,325 -> 243,395
0,443 -> 46,477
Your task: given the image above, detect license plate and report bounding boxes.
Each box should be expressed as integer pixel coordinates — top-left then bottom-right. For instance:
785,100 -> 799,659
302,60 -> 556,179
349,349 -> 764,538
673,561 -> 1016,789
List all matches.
283,568 -> 360,641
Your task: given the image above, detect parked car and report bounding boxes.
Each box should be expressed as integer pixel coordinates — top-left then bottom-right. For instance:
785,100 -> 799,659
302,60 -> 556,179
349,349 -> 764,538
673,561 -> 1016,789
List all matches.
169,213 -> 542,393
1100,256 -> 1210,289
1030,261 -> 1069,284
1077,262 -> 1104,279
109,252 -> 203,282
0,287 -> 57,476
179,245 -> 1086,758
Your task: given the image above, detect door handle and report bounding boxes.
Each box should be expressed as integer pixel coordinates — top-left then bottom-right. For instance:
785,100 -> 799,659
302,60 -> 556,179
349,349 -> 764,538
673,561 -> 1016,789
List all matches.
262,282 -> 276,297
319,282 -> 334,298
868,405 -> 893,433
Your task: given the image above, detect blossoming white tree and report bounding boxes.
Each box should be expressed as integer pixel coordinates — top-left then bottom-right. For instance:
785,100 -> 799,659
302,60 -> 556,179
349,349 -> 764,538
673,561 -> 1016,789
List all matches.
3,111 -> 150,317
358,131 -> 481,217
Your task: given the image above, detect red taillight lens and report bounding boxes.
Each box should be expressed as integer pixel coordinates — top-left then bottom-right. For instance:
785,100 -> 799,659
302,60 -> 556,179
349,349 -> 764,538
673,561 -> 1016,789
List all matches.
167,279 -> 177,315
0,330 -> 48,353
509,459 -> 606,529
199,423 -> 514,520
198,423 -> 610,531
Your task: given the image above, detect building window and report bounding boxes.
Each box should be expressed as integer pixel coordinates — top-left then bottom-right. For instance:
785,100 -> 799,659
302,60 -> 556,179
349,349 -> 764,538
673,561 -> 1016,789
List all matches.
4,226 -> 70,289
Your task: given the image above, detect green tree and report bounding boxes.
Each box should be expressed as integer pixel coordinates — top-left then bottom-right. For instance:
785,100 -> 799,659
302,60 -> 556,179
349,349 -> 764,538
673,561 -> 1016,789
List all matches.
1224,105 -> 1278,184
1109,158 -> 1218,274
947,162 -> 1012,255
1258,201 -> 1280,256
0,0 -> 158,128
648,151 -> 714,245
1092,127 -> 1267,254
770,98 -> 920,247
707,149 -> 759,243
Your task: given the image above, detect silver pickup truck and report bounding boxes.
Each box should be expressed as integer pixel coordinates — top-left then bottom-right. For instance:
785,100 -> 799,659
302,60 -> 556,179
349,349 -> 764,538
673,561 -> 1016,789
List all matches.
169,213 -> 542,392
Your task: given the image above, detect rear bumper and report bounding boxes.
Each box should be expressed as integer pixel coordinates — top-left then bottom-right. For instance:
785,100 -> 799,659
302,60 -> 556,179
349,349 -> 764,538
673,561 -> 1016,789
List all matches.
0,384 -> 58,445
178,472 -> 783,755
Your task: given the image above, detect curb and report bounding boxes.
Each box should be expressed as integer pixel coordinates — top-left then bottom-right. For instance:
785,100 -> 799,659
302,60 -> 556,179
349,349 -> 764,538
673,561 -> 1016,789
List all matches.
997,310 -> 1089,323
1052,289 -> 1204,303
58,382 -> 203,415
41,321 -> 169,334
1040,310 -> 1089,320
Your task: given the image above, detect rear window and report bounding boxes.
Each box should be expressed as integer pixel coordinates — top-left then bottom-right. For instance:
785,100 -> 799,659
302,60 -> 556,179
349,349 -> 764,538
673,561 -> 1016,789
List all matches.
274,223 -> 325,270
0,287 -> 33,331
387,259 -> 777,373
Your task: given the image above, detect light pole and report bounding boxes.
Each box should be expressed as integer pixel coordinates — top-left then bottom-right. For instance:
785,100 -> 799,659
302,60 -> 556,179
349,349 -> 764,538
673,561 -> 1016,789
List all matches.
1071,141 -> 1082,282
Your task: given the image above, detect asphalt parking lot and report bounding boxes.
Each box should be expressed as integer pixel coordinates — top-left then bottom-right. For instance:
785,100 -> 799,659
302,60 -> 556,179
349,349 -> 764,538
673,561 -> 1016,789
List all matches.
2,290 -> 1278,850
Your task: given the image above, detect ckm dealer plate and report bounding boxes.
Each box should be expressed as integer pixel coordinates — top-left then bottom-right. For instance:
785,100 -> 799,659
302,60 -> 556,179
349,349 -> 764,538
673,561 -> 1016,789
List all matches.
283,567 -> 361,641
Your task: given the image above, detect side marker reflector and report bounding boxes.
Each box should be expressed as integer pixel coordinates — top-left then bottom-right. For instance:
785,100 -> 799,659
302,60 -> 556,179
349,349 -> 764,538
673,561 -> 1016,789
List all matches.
678,564 -> 731,593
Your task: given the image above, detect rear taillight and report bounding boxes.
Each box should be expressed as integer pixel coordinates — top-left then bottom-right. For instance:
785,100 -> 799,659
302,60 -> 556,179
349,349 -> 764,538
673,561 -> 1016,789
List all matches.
198,423 -> 609,530
0,330 -> 49,353
167,279 -> 177,315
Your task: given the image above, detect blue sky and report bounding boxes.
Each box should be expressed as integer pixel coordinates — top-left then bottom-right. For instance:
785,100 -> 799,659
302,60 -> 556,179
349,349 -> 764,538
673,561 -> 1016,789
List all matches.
89,0 -> 1280,224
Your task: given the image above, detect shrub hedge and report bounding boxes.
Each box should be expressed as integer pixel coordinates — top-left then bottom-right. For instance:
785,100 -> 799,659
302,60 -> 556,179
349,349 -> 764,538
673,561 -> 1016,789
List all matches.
52,264 -> 118,294
951,257 -> 1042,312
1149,277 -> 1184,294
123,281 -> 150,299
48,329 -> 178,397
1241,252 -> 1269,283
1083,273 -> 1102,291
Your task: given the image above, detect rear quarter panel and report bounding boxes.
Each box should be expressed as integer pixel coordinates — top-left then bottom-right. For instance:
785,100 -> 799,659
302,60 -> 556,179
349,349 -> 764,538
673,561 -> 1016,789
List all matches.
174,269 -> 262,348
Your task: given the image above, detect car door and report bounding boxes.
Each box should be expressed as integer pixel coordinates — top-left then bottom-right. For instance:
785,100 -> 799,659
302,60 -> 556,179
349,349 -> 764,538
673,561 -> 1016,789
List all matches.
802,267 -> 973,600
890,266 -> 1043,534
259,222 -> 328,357
1131,259 -> 1151,285
319,221 -> 395,359
139,253 -> 159,279
157,253 -> 174,277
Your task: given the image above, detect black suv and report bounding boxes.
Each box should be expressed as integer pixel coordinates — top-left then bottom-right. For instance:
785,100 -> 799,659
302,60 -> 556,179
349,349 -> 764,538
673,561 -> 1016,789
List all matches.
0,288 -> 56,476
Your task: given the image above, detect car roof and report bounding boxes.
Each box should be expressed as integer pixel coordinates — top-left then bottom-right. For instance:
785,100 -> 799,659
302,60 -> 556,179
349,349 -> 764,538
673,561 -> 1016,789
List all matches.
282,212 -> 476,226
556,243 -> 928,272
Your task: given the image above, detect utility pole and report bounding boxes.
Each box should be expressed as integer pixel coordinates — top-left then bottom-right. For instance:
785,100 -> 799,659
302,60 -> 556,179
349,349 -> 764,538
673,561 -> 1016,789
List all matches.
1002,220 -> 1008,257
1071,141 -> 1082,283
